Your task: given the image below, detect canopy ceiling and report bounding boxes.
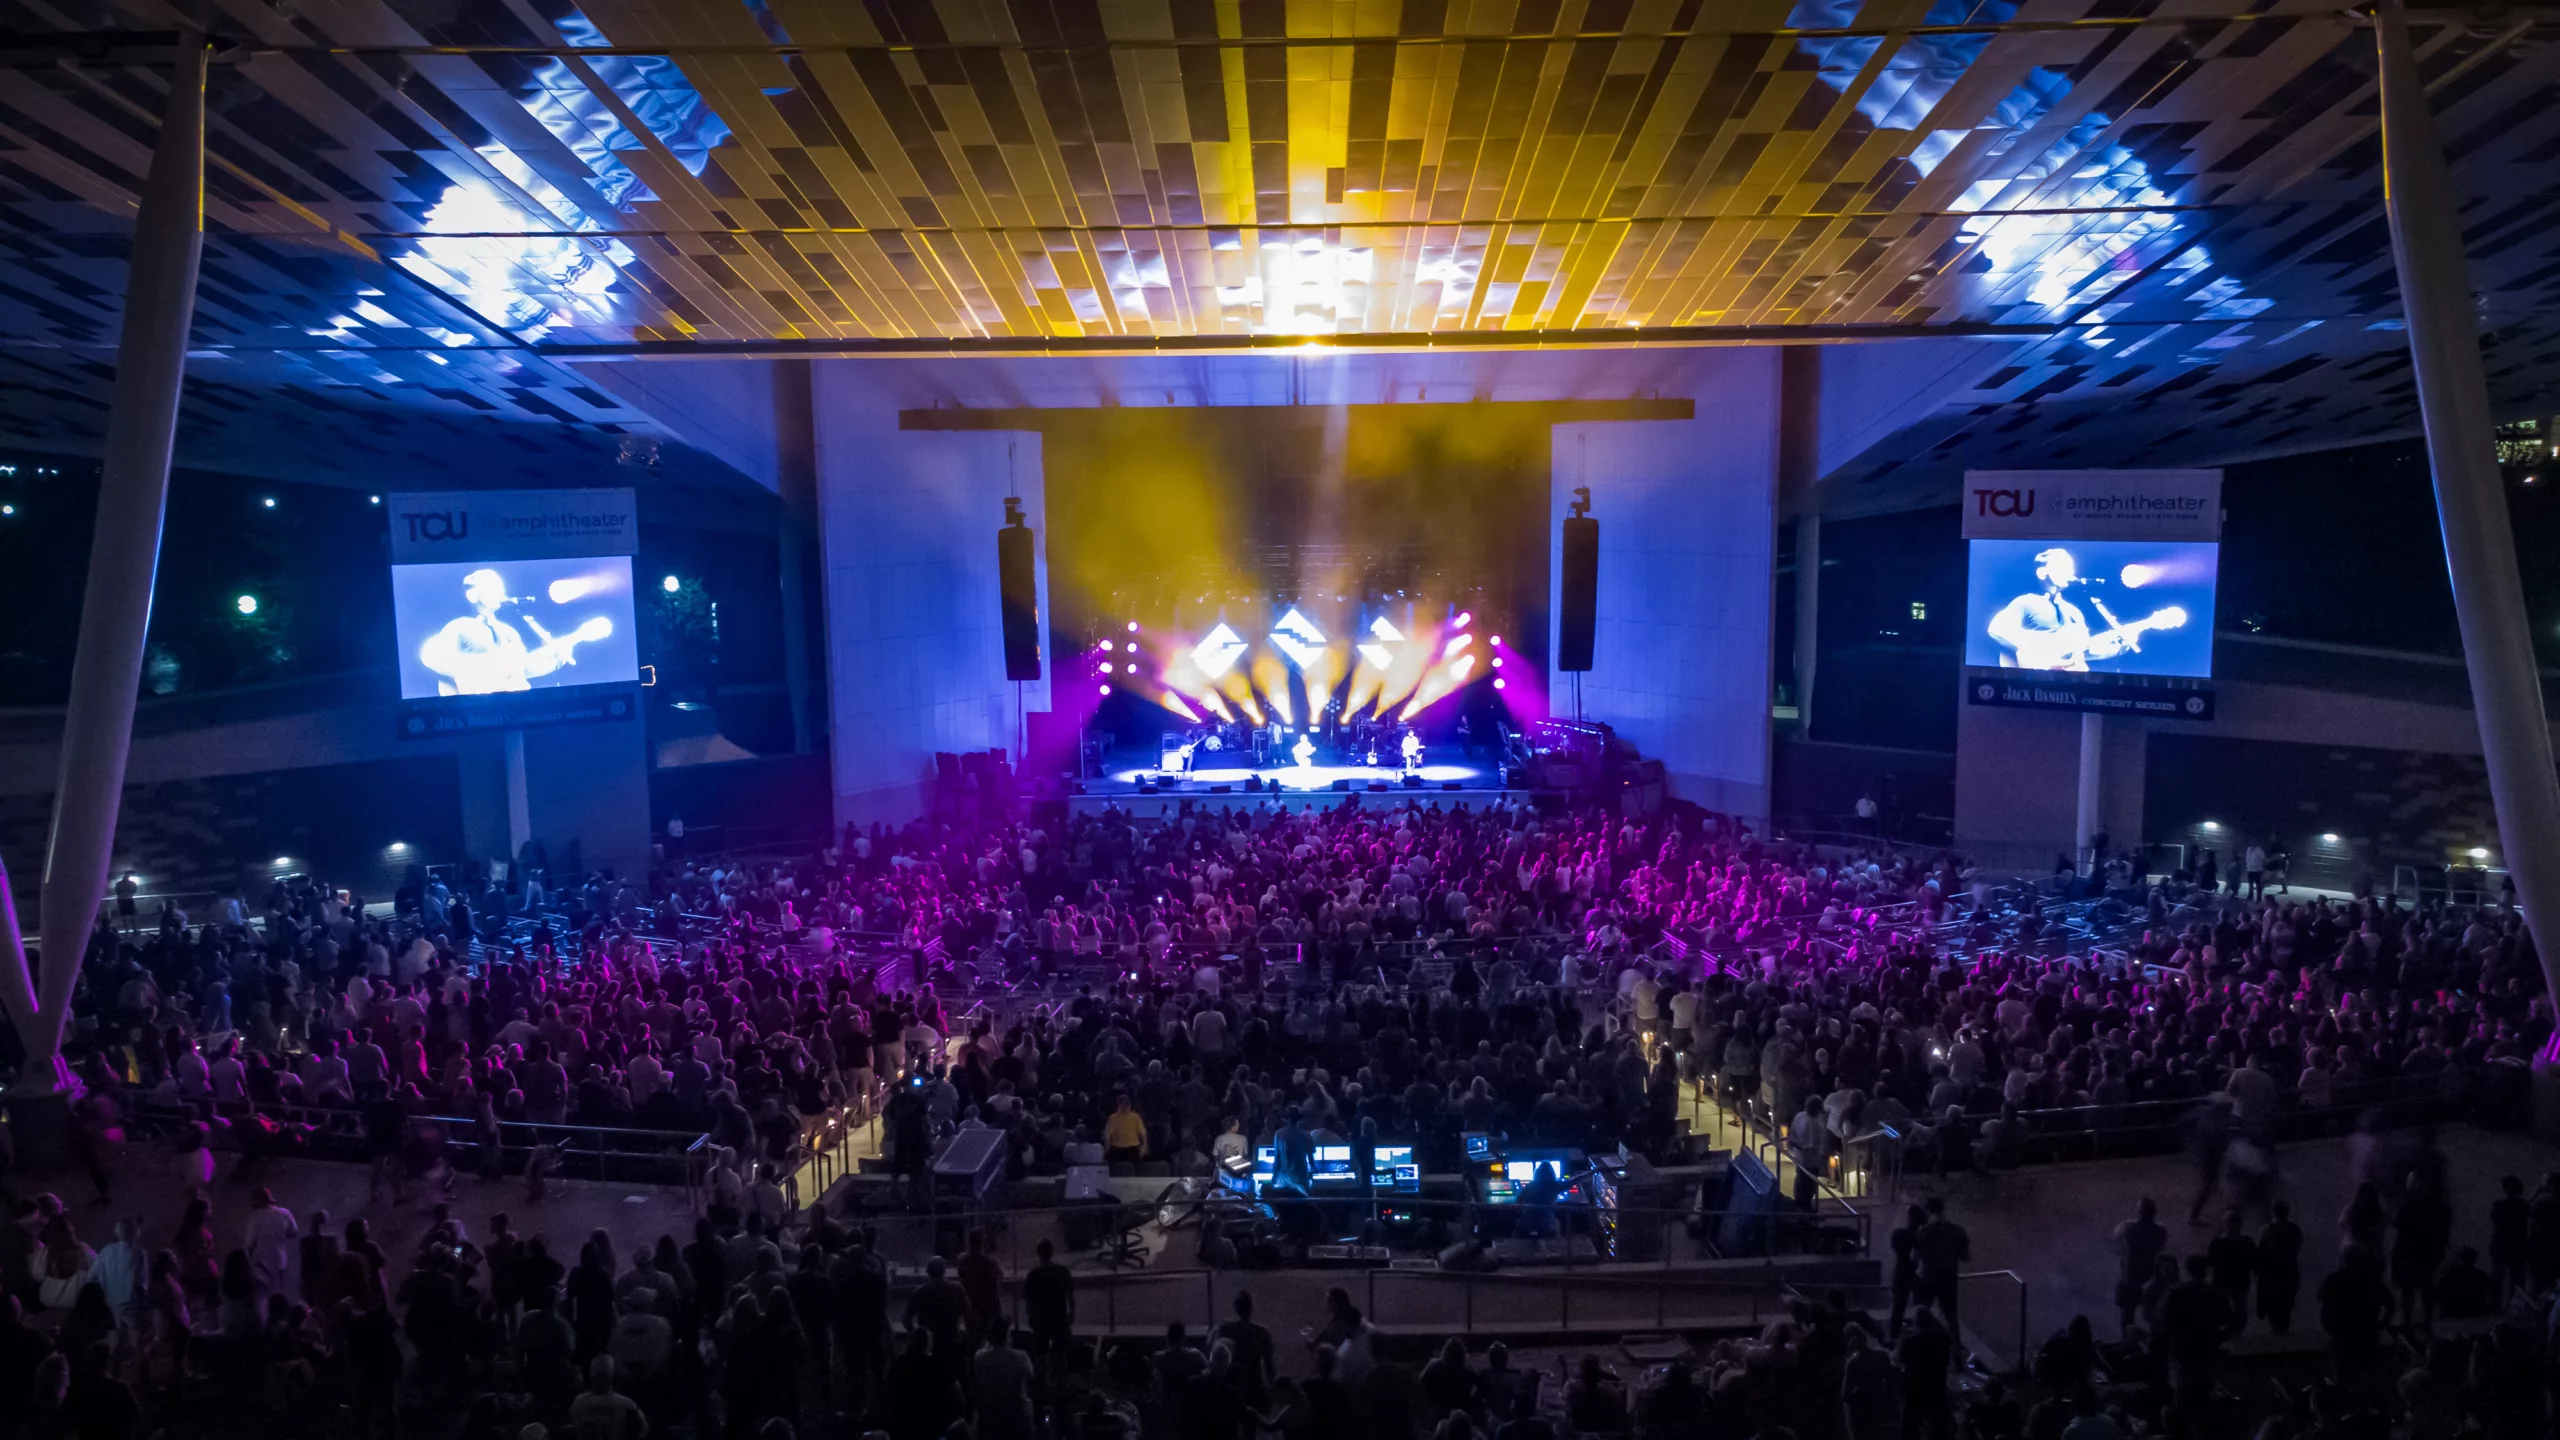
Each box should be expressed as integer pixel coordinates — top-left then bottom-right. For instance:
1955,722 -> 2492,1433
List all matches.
1,0 -> 2557,501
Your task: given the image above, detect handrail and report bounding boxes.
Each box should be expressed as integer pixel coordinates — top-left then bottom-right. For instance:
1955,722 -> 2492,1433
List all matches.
1780,1268 -> 2031,1377
925,1259 -> 1880,1339
816,1191 -> 1869,1292
116,1088 -> 713,1185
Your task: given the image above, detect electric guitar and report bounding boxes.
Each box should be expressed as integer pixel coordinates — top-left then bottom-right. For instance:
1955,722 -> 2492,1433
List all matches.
525,614 -> 616,668
429,614 -> 616,695
1999,605 -> 2187,671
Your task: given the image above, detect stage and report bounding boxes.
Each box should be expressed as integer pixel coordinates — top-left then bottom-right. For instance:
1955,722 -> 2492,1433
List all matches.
1068,758 -> 1515,817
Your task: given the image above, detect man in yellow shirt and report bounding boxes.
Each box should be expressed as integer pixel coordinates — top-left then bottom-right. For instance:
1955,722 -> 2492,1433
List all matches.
1103,1095 -> 1148,1165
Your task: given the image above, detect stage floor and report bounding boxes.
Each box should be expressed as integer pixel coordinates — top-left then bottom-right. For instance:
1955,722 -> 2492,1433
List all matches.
1070,758 -> 1513,817
1107,760 -> 1489,790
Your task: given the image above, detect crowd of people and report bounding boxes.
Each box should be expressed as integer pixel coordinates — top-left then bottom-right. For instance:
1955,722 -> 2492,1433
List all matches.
2052,1150 -> 2560,1437
6,792 -> 2556,1440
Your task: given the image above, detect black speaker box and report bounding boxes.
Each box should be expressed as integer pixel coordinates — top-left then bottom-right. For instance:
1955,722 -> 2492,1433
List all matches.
1559,512 -> 1599,672
999,520 -> 1042,680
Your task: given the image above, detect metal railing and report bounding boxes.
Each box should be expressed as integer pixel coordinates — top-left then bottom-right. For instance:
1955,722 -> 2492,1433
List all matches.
116,1090 -> 713,1188
1699,1066 -> 2482,1203
778,1091 -> 884,1212
2391,863 -> 2514,910
851,1241 -> 1908,1345
1892,1068 -> 2481,1175
806,1193 -> 1872,1295
1768,1269 -> 2031,1377
1362,1262 -> 1822,1337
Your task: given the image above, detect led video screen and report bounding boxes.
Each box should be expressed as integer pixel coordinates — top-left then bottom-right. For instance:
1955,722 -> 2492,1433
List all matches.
391,555 -> 640,700
1964,538 -> 2217,679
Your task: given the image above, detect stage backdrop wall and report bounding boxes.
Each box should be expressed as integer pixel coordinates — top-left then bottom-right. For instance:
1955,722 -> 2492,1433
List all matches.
1552,350 -> 1781,819
813,369 -> 1050,824
812,352 -> 1774,827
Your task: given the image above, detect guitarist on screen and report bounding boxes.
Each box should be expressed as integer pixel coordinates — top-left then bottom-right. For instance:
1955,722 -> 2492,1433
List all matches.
418,567 -> 615,695
1986,546 -> 2188,672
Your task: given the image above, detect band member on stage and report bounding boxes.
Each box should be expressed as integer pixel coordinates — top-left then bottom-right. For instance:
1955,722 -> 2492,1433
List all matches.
417,567 -> 613,695
1400,730 -> 1424,772
1984,546 -> 2185,673
1291,731 -> 1316,768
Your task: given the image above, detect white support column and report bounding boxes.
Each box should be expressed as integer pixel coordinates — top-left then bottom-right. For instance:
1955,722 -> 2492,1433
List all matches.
2376,0 -> 2560,1002
1779,345 -> 1821,740
2075,712 -> 2104,876
504,728 -> 533,860
13,39 -> 207,1099
774,359 -> 820,755
1794,514 -> 1820,736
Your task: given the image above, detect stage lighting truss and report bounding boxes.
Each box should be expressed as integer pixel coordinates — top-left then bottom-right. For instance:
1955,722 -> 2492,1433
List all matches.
1191,622 -> 1247,680
1268,608 -> 1327,669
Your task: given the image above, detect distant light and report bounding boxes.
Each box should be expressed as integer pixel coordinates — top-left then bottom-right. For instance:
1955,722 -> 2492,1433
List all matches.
123,874 -> 139,884
273,856 -> 291,866
235,594 -> 258,615
1453,611 -> 1473,630
1097,684 -> 1111,696
2120,563 -> 2159,588
0,504 -> 13,517
1491,657 -> 1504,669
2200,820 -> 2220,830
2469,847 -> 2491,859
388,841 -> 408,852
1127,621 -> 1140,633
662,575 -> 681,593
1102,640 -> 1115,652
1489,635 -> 1502,647
1100,662 -> 1114,674
368,494 -> 381,505
260,497 -> 276,509
1493,677 -> 1507,690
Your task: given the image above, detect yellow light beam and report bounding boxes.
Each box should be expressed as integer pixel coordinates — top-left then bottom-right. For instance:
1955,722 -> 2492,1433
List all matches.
1251,653 -> 1294,725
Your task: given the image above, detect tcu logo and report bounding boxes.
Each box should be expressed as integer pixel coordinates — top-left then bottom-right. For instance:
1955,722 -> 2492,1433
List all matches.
1972,487 -> 2036,518
401,510 -> 469,542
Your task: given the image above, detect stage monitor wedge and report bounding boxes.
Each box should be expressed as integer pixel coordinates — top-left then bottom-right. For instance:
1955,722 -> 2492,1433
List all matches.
999,497 -> 1042,681
1559,492 -> 1598,672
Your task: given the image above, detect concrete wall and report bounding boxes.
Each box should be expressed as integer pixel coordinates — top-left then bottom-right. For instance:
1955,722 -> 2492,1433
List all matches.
576,359 -> 787,494
806,350 -> 1777,826
0,684 -> 651,899
1552,349 -> 1781,818
1952,674 -> 2560,870
813,366 -> 1051,824
2,691 -> 509,859
1816,338 -> 2020,488
520,719 -> 653,879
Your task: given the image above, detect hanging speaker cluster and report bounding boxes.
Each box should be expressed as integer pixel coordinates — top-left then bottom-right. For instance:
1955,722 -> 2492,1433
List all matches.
999,496 -> 1042,681
1558,485 -> 1597,673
